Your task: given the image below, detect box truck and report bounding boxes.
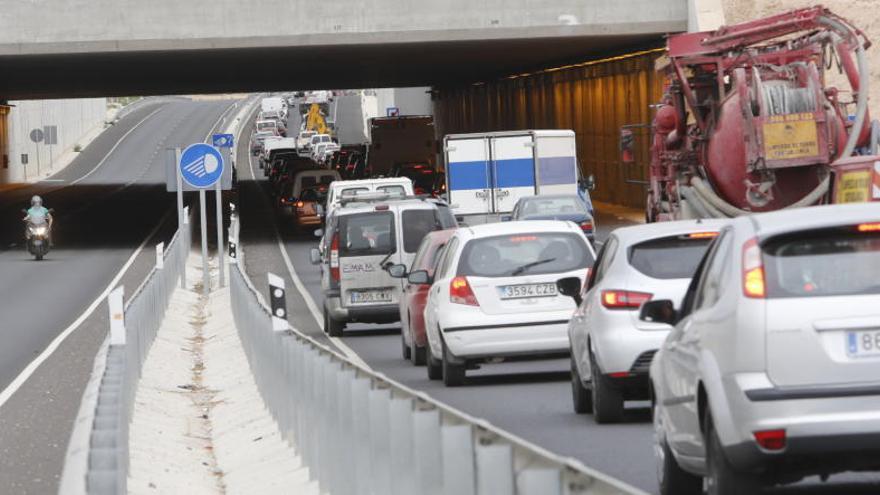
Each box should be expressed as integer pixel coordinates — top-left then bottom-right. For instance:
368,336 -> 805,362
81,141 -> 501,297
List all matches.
444,130 -> 579,224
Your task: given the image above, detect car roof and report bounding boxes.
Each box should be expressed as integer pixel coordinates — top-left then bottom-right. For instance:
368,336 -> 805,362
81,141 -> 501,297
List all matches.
459,220 -> 581,240
331,177 -> 412,188
745,202 -> 880,238
610,218 -> 729,246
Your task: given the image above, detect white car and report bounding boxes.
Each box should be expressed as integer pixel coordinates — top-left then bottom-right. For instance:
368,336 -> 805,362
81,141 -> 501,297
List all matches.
558,219 -> 726,423
419,220 -> 596,386
646,202 -> 880,494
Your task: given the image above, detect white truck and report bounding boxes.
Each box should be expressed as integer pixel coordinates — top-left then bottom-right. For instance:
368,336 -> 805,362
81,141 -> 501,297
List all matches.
444,130 -> 579,224
261,96 -> 286,118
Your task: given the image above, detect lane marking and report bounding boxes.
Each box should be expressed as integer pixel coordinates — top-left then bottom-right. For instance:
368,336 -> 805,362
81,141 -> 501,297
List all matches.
0,211 -> 169,409
69,106 -> 164,186
243,137 -> 369,369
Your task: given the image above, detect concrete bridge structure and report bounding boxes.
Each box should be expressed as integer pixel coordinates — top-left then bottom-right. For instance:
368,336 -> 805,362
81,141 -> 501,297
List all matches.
0,0 -> 687,98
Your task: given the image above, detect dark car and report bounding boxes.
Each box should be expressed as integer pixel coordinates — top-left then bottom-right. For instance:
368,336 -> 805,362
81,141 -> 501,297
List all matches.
510,194 -> 595,240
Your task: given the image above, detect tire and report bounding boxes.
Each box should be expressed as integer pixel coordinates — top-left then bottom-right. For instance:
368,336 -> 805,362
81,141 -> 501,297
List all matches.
442,342 -> 465,387
35,254 -> 43,261
427,348 -> 442,380
411,345 -> 427,366
590,356 -> 624,423
324,307 -> 344,337
401,331 -> 412,360
655,403 -> 701,495
705,412 -> 762,495
571,358 -> 593,414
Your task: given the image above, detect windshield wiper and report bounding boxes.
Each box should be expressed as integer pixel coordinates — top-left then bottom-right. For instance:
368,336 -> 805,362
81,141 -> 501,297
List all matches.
510,258 -> 556,276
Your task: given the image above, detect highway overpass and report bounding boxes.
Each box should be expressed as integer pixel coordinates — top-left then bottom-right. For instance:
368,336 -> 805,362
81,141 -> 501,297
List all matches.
0,0 -> 686,98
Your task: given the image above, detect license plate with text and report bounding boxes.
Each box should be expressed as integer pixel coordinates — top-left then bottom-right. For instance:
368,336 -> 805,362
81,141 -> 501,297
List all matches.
499,283 -> 557,300
847,330 -> 880,358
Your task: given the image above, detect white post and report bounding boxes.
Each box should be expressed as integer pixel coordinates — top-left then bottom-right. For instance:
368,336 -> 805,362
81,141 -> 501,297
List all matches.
214,178 -> 225,287
175,148 -> 187,289
199,190 -> 209,295
108,286 -> 125,346
155,242 -> 164,270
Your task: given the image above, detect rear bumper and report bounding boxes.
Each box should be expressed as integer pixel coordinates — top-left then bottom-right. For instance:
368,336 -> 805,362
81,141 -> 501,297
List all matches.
726,432 -> 880,478
326,296 -> 399,324
441,319 -> 570,359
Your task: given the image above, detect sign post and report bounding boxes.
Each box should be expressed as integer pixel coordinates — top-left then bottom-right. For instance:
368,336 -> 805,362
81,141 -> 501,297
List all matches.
178,143 -> 225,296
212,135 -> 234,288
170,148 -> 187,289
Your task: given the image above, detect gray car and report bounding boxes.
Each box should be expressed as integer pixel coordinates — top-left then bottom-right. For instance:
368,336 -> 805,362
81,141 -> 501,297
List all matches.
644,202 -> 880,495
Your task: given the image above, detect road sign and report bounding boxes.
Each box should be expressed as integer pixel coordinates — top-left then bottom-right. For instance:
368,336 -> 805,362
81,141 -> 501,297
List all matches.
212,133 -> 234,148
44,126 -> 58,145
386,107 -> 400,117
178,143 -> 224,189
29,129 -> 44,143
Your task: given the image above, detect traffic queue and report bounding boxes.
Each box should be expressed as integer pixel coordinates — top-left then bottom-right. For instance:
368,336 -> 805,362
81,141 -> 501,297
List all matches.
250,95 -> 880,495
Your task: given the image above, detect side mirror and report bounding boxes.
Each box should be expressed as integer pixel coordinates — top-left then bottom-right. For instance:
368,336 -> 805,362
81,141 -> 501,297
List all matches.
309,248 -> 321,265
586,174 -> 596,191
407,270 -> 431,285
639,300 -> 677,326
314,229 -> 324,238
556,277 -> 583,307
388,264 -> 407,278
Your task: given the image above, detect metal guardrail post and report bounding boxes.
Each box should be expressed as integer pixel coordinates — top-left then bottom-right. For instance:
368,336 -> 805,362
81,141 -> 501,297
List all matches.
412,408 -> 442,495
389,397 -> 416,495
442,424 -> 476,495
475,442 -> 515,495
368,386 -> 392,495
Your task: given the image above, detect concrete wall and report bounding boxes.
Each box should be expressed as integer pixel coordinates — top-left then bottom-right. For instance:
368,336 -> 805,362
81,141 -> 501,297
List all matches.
4,99 -> 106,183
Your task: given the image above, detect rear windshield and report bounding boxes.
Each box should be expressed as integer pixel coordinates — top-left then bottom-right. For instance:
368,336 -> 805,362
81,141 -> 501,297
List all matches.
457,232 -> 592,277
402,209 -> 456,253
520,196 -> 586,217
763,229 -> 880,298
377,185 -> 406,197
628,235 -> 715,279
339,212 -> 396,257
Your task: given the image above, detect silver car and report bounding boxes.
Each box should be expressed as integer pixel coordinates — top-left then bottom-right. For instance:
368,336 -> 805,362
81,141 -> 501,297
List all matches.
557,219 -> 726,423
645,202 -> 880,495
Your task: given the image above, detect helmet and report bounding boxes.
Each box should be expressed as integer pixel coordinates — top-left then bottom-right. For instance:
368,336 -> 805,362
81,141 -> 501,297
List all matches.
31,195 -> 42,207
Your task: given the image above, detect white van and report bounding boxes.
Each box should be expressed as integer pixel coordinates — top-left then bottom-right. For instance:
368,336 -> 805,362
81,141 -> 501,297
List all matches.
310,195 -> 457,336
325,177 -> 414,220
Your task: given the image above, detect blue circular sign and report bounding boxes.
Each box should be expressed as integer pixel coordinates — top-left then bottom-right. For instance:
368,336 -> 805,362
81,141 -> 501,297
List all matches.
179,143 -> 224,189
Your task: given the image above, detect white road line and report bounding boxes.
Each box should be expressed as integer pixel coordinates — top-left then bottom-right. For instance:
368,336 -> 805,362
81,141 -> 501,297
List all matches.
69,106 -> 163,186
0,211 -> 168,409
244,140 -> 370,369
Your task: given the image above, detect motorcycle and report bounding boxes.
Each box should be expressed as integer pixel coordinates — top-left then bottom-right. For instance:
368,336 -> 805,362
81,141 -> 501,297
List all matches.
22,209 -> 53,260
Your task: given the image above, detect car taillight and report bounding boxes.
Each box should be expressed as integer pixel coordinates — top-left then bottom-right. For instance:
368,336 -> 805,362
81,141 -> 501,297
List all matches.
580,220 -> 593,232
330,233 -> 340,282
450,276 -> 479,306
742,237 -> 765,298
601,290 -> 652,310
295,201 -> 304,208
753,429 -> 786,451
857,222 -> 880,232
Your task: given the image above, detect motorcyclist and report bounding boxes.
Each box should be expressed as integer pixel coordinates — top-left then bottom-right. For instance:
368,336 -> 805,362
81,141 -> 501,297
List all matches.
23,195 -> 53,244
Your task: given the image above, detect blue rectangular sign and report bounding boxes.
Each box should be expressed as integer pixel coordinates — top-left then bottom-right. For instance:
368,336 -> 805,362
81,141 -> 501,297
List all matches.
212,134 -> 234,148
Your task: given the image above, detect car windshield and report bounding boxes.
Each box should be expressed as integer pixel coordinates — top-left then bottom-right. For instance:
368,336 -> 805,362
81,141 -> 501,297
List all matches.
457,232 -> 592,277
763,228 -> 880,298
628,235 -> 715,279
339,212 -> 396,257
519,196 -> 586,218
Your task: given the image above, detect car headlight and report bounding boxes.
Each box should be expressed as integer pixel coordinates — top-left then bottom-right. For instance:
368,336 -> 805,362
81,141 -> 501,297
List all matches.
32,226 -> 48,236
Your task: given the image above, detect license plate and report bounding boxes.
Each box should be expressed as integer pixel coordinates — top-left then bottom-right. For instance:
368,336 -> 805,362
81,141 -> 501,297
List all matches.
847,330 -> 880,358
499,283 -> 557,300
350,289 -> 392,304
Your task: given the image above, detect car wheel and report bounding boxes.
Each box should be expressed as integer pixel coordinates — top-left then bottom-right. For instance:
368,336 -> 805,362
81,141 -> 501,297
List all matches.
571,358 -> 593,414
705,412 -> 761,495
441,342 -> 465,387
655,403 -> 701,495
426,348 -> 442,380
590,356 -> 624,423
411,345 -> 427,366
324,307 -> 344,337
401,330 -> 412,360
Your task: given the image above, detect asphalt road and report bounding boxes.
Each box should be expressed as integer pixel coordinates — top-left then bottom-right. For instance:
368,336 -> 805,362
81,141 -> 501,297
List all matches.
0,98 -> 235,494
236,113 -> 880,493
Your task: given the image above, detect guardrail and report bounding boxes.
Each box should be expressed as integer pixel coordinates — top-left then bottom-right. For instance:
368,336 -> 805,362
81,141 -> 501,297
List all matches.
59,214 -> 191,495
229,220 -> 644,495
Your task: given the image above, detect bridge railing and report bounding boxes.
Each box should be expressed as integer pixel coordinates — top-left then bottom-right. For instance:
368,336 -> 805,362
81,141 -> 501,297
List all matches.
59,212 -> 191,495
228,219 -> 645,495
